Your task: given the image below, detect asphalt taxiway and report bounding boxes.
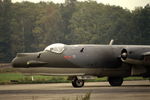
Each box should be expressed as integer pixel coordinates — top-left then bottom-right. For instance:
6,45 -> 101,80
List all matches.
0,80 -> 150,100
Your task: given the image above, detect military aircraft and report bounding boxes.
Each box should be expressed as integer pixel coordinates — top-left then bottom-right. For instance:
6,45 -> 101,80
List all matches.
11,40 -> 150,87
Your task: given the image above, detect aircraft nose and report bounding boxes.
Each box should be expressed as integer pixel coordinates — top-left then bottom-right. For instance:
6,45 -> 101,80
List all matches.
11,53 -> 42,68
11,57 -> 20,68
11,53 -> 28,68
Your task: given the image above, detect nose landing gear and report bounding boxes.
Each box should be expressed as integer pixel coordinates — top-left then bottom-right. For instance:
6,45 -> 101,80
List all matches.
72,77 -> 84,88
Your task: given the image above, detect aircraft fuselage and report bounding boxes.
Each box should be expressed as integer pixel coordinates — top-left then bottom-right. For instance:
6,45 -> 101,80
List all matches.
12,44 -> 150,77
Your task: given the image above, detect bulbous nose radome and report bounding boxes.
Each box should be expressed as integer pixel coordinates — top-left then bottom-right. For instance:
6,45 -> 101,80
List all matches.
11,53 -> 29,68
11,57 -> 25,68
11,52 -> 43,68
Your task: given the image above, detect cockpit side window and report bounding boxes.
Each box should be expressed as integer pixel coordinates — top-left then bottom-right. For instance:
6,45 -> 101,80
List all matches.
44,43 -> 65,54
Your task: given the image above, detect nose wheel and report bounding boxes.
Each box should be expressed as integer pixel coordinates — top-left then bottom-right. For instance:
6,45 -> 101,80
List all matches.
72,77 -> 84,88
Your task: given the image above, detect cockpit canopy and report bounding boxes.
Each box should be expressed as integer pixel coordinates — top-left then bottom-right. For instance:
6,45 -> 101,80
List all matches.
44,43 -> 65,53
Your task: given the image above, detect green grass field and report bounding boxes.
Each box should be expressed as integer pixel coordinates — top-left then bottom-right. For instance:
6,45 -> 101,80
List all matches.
0,73 -> 70,84
0,73 -> 147,84
0,63 -> 148,84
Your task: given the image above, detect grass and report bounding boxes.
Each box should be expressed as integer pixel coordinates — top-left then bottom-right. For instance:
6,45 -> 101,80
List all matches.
79,92 -> 91,100
0,73 -> 69,84
0,73 -> 148,84
29,92 -> 91,100
62,92 -> 91,100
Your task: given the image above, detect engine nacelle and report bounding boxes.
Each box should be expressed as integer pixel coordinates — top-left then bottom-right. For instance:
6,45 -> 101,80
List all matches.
121,49 -> 128,60
120,49 -> 150,66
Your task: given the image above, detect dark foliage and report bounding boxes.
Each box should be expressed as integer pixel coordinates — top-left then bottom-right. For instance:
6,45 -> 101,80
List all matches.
0,0 -> 149,62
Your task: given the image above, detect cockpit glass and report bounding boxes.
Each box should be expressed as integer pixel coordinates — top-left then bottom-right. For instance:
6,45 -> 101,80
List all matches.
44,43 -> 65,53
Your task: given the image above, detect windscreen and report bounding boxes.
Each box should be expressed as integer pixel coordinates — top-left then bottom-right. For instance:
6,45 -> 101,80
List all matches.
44,43 -> 65,53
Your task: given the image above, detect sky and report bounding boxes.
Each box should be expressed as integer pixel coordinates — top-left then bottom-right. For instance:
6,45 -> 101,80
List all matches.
12,0 -> 150,10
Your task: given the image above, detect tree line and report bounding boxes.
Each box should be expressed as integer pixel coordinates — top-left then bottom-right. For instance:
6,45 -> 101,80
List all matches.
0,0 -> 150,62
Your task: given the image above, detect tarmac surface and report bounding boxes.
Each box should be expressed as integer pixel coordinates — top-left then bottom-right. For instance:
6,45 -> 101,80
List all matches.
0,80 -> 150,100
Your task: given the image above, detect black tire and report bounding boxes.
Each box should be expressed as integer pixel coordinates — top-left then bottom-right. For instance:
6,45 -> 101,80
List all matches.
108,77 -> 123,86
72,78 -> 84,88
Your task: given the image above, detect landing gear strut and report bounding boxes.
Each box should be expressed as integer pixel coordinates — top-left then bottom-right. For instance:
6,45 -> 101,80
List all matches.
72,77 -> 84,88
108,77 -> 123,86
